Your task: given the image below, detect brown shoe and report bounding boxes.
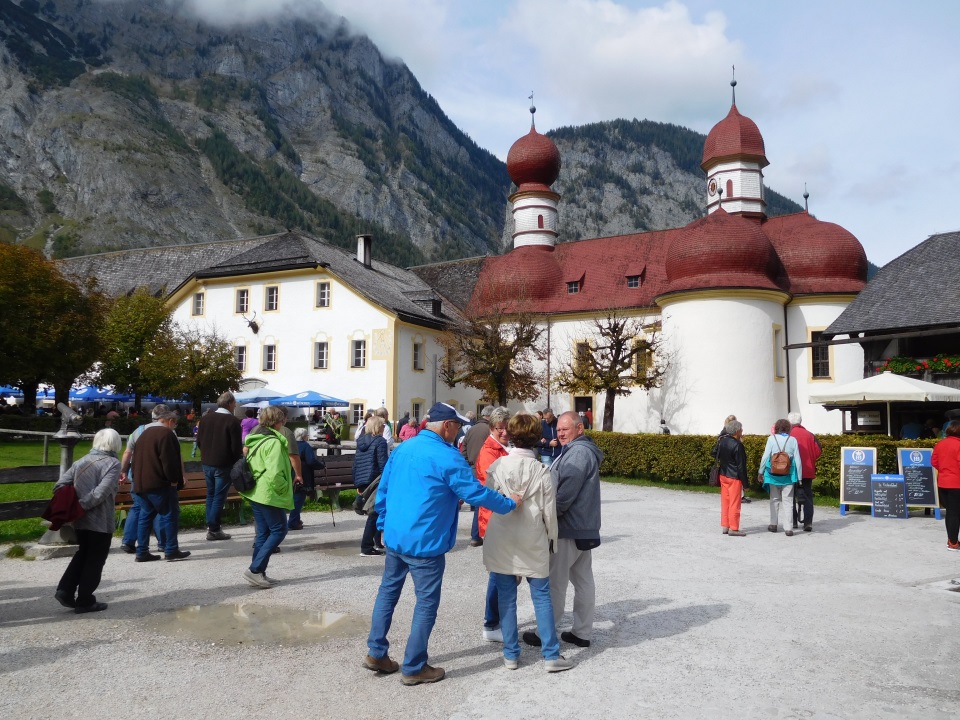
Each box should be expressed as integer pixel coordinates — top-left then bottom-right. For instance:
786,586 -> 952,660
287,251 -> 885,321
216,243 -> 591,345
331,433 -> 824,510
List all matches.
401,664 -> 445,685
363,654 -> 399,674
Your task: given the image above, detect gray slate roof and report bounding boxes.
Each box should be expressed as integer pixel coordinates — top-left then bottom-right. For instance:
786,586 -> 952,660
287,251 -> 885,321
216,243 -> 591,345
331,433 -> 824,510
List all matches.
59,232 -> 463,329
825,231 -> 960,336
409,256 -> 488,311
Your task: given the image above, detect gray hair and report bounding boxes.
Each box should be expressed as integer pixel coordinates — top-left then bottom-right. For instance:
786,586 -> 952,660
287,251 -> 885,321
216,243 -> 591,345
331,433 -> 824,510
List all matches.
217,392 -> 236,409
480,405 -> 495,418
465,410 -> 476,421
558,410 -> 583,428
92,428 -> 122,454
151,403 -> 170,420
724,420 -> 742,436
294,427 -> 308,441
375,407 -> 389,419
787,412 -> 802,426
426,420 -> 446,434
489,406 -> 511,426
543,407 -> 554,414
155,409 -> 179,423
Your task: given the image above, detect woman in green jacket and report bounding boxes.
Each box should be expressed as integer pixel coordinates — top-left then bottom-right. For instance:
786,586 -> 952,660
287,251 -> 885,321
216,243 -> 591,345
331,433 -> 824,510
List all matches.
241,405 -> 294,588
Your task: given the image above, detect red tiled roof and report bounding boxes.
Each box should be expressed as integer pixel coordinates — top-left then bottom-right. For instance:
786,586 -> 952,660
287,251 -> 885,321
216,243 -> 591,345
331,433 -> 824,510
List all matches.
763,212 -> 868,295
701,103 -> 768,170
506,128 -> 561,192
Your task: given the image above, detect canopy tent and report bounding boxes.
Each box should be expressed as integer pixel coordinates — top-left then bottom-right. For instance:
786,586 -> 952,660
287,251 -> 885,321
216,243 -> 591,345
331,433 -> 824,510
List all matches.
235,387 -> 286,404
268,391 -> 349,408
808,371 -> 960,435
0,385 -> 23,398
69,386 -> 134,402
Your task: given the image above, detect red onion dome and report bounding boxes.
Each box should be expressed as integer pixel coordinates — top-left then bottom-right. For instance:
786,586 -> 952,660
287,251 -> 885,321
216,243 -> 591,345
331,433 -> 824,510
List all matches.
701,104 -> 768,170
507,128 -> 561,192
664,208 -> 780,294
771,213 -> 868,294
475,245 -> 561,306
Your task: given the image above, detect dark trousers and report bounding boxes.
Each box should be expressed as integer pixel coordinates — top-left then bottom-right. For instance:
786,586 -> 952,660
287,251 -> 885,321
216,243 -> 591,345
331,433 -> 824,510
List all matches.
361,511 -> 380,553
57,529 -> 112,607
941,487 -> 960,544
794,478 -> 814,526
471,506 -> 481,541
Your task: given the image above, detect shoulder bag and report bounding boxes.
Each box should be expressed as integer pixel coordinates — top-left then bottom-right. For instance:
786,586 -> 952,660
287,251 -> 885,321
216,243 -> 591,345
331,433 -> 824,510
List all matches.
231,433 -> 276,493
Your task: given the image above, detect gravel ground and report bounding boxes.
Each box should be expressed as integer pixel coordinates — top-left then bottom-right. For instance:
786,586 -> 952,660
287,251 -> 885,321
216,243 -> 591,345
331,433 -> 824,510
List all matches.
2,483 -> 959,720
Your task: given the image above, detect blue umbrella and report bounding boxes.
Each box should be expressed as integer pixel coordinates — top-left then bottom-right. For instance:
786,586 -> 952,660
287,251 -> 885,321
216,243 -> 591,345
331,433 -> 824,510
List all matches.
235,387 -> 286,404
69,386 -> 134,402
269,391 -> 348,408
0,385 -> 23,398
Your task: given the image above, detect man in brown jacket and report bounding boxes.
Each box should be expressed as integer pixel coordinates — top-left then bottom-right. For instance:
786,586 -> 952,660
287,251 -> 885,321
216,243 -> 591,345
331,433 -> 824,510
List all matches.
132,409 -> 190,562
460,405 -> 493,546
196,392 -> 242,541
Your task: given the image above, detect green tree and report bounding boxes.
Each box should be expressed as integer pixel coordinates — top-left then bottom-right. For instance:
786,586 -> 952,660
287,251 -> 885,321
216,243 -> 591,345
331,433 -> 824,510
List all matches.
439,302 -> 545,407
142,324 -> 243,413
97,289 -> 173,411
0,244 -> 106,411
553,312 -> 666,432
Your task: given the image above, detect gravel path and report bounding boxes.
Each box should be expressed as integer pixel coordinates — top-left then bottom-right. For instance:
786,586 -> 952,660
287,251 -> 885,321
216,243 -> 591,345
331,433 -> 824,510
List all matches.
2,483 -> 958,719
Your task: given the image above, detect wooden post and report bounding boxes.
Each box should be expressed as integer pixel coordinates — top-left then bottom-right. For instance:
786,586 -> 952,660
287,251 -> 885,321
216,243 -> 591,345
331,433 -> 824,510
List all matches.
42,434 -> 49,465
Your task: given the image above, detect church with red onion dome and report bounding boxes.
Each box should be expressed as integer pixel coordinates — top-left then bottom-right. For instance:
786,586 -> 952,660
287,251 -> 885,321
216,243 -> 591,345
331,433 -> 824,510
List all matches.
415,83 -> 869,435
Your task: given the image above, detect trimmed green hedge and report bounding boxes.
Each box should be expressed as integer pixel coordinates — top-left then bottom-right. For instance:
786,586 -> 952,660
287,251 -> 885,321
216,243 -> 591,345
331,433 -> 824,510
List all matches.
588,431 -> 939,498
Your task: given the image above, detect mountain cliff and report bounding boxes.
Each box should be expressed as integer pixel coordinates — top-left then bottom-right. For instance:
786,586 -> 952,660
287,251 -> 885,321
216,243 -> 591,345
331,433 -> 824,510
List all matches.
0,0 -> 803,267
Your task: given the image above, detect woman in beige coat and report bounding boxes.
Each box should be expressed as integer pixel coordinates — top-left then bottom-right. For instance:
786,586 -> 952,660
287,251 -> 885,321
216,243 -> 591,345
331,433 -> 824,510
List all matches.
483,414 -> 572,673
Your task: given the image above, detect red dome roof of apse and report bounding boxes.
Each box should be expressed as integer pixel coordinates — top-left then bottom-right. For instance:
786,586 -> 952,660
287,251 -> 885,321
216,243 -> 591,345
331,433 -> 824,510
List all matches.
701,104 -> 768,170
766,213 -> 868,294
472,245 -> 561,310
663,208 -> 780,295
507,128 -> 561,191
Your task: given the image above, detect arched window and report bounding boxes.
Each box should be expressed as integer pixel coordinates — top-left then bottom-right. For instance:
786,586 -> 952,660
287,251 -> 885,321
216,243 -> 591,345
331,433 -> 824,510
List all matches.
538,215 -> 544,229
726,179 -> 733,198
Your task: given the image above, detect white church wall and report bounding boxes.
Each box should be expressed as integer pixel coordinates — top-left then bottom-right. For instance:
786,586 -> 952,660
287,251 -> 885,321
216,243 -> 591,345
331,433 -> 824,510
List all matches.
659,294 -> 788,435
787,300 -> 864,435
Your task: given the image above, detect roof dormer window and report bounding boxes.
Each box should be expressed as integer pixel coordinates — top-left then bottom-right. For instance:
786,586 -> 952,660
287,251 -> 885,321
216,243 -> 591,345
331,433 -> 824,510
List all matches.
626,275 -> 640,288
566,281 -> 581,295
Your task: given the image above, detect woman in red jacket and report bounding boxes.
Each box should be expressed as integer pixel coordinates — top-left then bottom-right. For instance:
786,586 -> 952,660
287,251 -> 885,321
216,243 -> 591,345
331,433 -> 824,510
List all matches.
932,420 -> 960,550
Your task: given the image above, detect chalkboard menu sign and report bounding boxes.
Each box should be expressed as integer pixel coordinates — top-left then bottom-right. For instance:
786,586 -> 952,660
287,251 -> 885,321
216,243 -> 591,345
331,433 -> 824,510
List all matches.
897,448 -> 940,508
871,475 -> 908,519
840,446 -> 877,508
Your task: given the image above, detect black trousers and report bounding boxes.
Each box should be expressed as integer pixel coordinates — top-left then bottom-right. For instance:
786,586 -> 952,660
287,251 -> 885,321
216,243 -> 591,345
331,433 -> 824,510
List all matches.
57,529 -> 112,607
941,487 -> 960,544
794,478 -> 814,526
360,511 -> 380,553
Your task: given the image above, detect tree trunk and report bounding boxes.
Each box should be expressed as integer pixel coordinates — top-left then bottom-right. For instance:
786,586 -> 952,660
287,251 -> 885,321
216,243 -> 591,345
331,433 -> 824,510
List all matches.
134,391 -> 142,414
20,379 -> 42,415
602,390 -> 616,432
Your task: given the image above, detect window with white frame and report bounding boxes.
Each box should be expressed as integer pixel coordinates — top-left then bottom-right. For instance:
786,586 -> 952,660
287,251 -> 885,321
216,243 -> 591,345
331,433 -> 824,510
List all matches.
567,280 -> 581,294
412,401 -> 422,422
263,344 -> 277,371
192,292 -> 204,316
351,339 -> 366,368
265,285 -> 279,311
413,340 -> 425,371
351,403 -> 365,426
316,281 -> 330,308
234,345 -> 246,372
314,341 -> 328,369
235,288 -> 249,314
626,275 -> 640,288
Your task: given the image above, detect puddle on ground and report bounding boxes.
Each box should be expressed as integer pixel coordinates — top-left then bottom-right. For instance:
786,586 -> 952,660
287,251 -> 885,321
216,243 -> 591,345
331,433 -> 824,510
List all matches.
298,540 -> 362,556
145,603 -> 367,645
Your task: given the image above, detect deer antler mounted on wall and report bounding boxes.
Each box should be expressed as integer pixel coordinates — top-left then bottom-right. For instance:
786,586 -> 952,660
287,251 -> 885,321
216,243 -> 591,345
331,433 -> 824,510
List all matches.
242,311 -> 260,334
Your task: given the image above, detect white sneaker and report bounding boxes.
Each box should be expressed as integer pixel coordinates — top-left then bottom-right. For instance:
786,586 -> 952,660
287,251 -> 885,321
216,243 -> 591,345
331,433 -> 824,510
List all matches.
482,627 -> 503,643
243,569 -> 274,589
545,656 -> 573,673
503,657 -> 519,670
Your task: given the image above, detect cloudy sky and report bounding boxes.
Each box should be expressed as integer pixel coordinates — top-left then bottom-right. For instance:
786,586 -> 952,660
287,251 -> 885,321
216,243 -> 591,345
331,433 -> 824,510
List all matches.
180,0 -> 959,266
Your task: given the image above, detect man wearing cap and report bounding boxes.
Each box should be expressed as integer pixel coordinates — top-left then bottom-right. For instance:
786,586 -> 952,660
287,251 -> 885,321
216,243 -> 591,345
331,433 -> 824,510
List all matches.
364,402 -> 522,686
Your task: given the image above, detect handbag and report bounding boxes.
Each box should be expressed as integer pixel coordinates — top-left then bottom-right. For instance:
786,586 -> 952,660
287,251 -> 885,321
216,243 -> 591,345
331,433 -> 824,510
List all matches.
708,464 -> 721,487
230,434 -> 275,493
42,483 -> 85,531
575,538 -> 601,551
353,476 -> 381,515
769,436 -> 792,476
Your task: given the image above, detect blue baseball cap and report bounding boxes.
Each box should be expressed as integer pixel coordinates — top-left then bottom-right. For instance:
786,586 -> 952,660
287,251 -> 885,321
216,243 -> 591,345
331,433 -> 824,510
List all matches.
427,402 -> 470,424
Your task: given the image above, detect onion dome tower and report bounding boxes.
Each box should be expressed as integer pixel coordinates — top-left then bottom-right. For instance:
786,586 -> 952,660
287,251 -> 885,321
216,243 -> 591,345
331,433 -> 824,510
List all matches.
506,96 -> 561,249
701,71 -> 768,218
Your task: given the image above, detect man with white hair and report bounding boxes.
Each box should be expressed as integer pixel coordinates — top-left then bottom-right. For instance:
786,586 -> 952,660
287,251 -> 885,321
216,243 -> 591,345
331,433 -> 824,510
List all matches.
788,412 -> 821,532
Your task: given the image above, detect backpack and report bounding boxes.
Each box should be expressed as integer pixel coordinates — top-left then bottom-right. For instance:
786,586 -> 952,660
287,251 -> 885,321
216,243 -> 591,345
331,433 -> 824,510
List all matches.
230,434 -> 276,493
769,435 -> 792,476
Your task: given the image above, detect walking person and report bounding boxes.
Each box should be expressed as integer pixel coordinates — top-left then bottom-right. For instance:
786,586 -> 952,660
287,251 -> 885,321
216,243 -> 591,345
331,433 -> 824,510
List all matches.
484,413 -> 572,672
759,419 -> 802,536
54,429 -> 122,613
353,415 -> 388,555
118,405 -> 169,554
713,419 -> 748,536
290,427 -> 321,530
240,406 -> 295,588
932,420 -> 960,551
363,403 -> 521,686
788,412 -> 822,532
196,392 -> 242,542
539,408 -> 560,467
461,405 -> 494,547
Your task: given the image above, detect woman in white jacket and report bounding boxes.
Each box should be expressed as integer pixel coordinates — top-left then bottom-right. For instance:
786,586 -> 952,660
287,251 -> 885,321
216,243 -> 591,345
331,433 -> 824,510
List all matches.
483,414 -> 572,673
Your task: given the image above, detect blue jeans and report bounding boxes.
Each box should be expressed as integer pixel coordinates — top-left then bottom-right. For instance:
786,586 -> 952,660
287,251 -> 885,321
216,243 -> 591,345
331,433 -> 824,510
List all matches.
540,455 -> 555,467
122,493 -> 163,548
367,549 -> 445,676
135,488 -> 180,557
202,465 -> 232,532
483,573 -> 500,630
289,488 -> 307,527
494,572 -> 560,661
250,502 -> 287,573
471,507 -> 481,541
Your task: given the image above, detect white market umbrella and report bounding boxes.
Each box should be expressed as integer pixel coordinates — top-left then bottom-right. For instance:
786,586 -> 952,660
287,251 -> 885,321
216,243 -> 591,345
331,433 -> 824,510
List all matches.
808,371 -> 960,435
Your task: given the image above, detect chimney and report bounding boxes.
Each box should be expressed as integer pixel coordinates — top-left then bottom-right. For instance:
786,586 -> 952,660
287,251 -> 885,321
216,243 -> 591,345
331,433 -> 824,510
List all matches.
357,234 -> 372,268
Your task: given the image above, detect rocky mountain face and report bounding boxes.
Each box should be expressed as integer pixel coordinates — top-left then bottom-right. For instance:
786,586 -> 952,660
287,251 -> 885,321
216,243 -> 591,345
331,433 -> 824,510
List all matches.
0,0 -> 802,267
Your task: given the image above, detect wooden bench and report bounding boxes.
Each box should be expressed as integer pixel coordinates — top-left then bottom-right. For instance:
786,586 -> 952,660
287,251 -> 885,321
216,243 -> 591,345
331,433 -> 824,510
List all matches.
313,454 -> 356,509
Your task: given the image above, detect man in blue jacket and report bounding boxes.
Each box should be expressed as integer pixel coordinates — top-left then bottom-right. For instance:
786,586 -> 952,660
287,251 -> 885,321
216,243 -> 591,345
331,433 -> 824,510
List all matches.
363,402 -> 522,686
